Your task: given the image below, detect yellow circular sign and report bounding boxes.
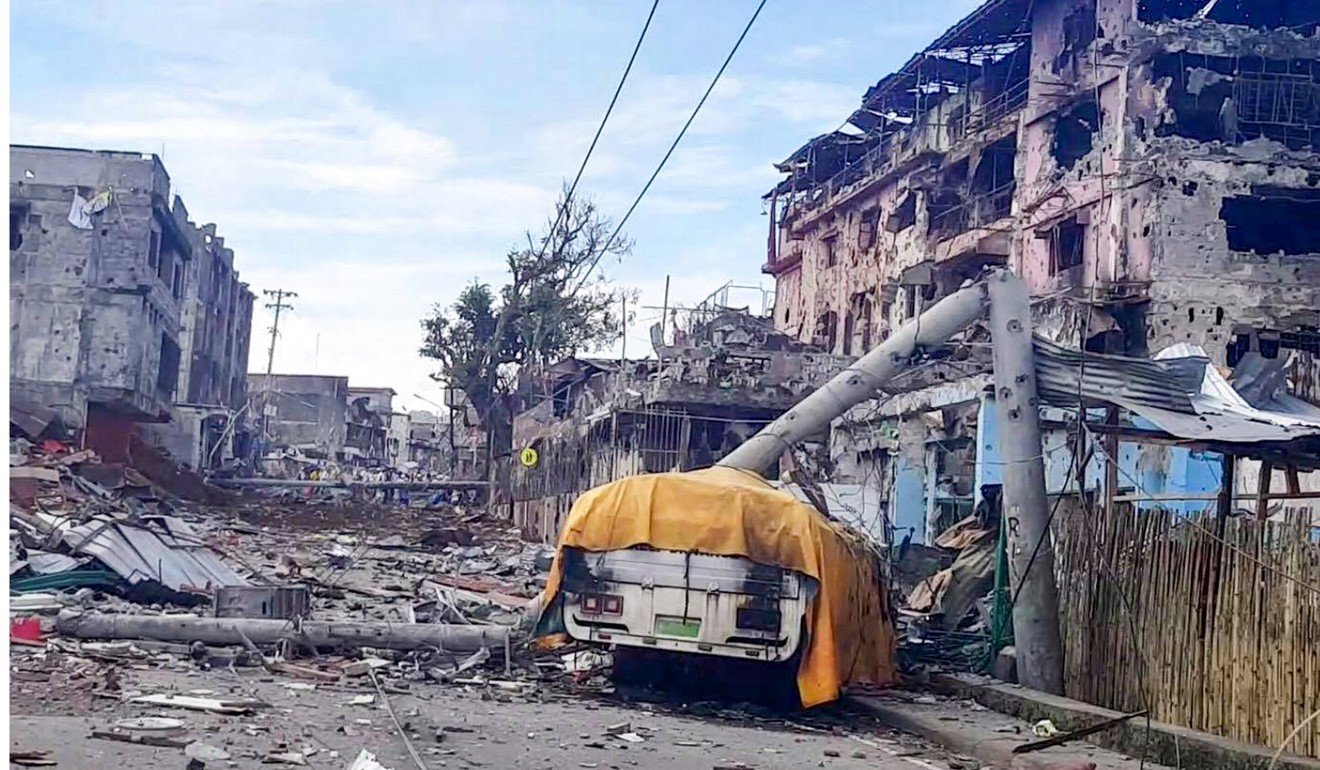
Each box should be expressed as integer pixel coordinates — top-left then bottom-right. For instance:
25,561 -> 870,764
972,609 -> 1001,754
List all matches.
519,447 -> 539,468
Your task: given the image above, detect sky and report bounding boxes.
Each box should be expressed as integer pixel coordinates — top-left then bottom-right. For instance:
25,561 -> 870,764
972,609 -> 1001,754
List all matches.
10,0 -> 981,412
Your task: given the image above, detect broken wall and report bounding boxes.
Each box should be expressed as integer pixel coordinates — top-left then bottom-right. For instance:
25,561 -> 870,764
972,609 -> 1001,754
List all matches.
175,209 -> 255,412
11,146 -> 195,428
248,374 -> 350,459
505,346 -> 850,542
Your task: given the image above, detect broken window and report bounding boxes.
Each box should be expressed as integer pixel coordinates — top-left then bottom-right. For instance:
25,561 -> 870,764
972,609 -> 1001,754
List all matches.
824,236 -> 839,267
1220,188 -> 1320,256
928,159 -> 970,240
10,206 -> 24,251
970,136 -> 1017,225
817,311 -> 838,352
885,193 -> 917,233
904,287 -> 919,320
1049,217 -> 1086,274
148,229 -> 161,270
1138,0 -> 1319,33
1154,53 -> 1320,151
843,312 -> 856,356
157,333 -> 181,400
1054,0 -> 1098,75
1053,101 -> 1099,171
860,300 -> 874,351
859,207 -> 878,249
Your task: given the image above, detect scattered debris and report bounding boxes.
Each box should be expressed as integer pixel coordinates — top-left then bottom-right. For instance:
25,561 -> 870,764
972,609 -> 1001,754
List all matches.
347,749 -> 393,770
185,742 -> 233,761
114,716 -> 186,731
9,750 -> 57,767
90,730 -> 191,749
1031,719 -> 1060,738
130,693 -> 266,715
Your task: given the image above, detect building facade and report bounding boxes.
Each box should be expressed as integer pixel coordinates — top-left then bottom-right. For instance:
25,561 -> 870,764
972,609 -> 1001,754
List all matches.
345,386 -> 395,465
760,4 -> 1320,750
248,373 -> 350,462
765,0 -> 1319,371
763,0 -> 1320,540
9,145 -> 254,465
503,311 -> 851,542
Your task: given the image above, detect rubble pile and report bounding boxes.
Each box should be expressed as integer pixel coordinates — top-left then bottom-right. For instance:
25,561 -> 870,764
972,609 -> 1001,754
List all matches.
893,495 -> 1003,675
10,434 -> 247,608
7,433 -> 623,764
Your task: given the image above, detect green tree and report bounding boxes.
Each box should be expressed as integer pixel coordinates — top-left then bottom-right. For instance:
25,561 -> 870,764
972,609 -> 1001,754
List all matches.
420,191 -> 631,470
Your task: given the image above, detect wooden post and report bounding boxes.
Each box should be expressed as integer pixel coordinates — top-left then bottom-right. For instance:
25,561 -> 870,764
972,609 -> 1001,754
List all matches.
1256,460 -> 1273,521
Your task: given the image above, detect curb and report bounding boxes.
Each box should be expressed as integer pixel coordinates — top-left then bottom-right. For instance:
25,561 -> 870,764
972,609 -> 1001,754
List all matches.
929,674 -> 1320,770
847,694 -> 1126,770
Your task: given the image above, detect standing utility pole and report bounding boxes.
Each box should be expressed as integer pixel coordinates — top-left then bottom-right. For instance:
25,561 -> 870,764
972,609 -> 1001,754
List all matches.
720,269 -> 1065,693
986,271 -> 1065,694
263,289 -> 298,375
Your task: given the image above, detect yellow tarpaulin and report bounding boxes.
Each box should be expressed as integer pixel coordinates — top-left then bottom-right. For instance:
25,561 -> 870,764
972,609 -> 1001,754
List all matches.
539,465 -> 897,707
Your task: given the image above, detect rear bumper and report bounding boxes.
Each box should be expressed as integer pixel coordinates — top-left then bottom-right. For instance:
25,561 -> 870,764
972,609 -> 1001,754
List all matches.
568,615 -> 800,661
560,548 -> 809,663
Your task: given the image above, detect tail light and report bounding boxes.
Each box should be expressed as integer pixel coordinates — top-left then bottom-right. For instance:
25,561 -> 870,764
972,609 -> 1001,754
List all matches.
736,606 -> 781,631
580,594 -> 623,615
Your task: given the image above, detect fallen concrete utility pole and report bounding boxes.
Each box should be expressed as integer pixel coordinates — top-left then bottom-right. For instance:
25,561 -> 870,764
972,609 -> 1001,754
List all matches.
210,478 -> 488,490
719,281 -> 991,474
57,611 -> 512,653
719,268 -> 1065,695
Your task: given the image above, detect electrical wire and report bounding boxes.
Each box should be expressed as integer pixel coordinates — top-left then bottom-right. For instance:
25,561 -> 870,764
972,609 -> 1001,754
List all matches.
574,0 -> 769,294
531,0 -> 660,266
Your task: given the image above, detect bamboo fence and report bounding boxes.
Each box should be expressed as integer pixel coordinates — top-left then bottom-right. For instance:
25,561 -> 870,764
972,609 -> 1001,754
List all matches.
1055,503 -> 1320,758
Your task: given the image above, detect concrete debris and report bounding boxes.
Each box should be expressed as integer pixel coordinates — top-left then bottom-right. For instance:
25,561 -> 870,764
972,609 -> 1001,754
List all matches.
10,750 -> 57,766
130,693 -> 267,714
184,742 -> 233,761
90,729 -> 191,749
1032,719 -> 1061,738
347,749 -> 393,770
57,611 -> 513,653
114,716 -> 186,731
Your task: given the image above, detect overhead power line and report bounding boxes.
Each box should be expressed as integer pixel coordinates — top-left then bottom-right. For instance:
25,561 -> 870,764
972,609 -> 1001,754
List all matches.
574,0 -> 770,294
535,0 -> 660,263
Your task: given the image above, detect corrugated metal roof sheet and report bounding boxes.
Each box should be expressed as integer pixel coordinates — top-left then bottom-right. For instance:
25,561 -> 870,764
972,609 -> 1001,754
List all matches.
35,511 -> 246,594
1034,337 -> 1320,444
1034,337 -> 1202,413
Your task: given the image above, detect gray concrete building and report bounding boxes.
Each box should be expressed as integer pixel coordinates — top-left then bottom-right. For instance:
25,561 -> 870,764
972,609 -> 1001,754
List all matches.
248,373 -> 350,461
9,145 -> 254,465
345,386 -> 395,465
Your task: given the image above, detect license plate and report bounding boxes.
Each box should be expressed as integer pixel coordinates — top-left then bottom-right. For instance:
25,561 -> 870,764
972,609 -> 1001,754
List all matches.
654,616 -> 701,639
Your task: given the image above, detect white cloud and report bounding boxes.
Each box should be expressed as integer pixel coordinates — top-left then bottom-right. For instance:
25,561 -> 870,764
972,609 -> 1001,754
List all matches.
10,1 -> 812,411
8,24 -> 564,408
787,45 -> 828,63
751,80 -> 860,127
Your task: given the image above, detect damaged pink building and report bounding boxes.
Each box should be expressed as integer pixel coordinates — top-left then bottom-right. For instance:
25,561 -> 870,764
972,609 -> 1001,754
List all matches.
765,0 -> 1319,382
760,1 -> 1320,755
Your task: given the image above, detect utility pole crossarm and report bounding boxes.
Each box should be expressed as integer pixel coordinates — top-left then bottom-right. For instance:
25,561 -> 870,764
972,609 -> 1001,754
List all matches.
262,288 -> 298,376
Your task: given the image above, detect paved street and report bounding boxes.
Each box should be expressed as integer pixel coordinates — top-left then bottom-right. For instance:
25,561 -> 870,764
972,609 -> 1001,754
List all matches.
10,661 -> 954,770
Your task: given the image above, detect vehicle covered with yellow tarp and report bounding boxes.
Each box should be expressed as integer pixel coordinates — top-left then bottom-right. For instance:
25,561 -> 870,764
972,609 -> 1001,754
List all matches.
535,465 -> 897,707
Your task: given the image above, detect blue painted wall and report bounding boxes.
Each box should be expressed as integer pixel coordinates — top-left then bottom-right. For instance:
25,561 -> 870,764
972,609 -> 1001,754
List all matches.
975,398 -> 1223,517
